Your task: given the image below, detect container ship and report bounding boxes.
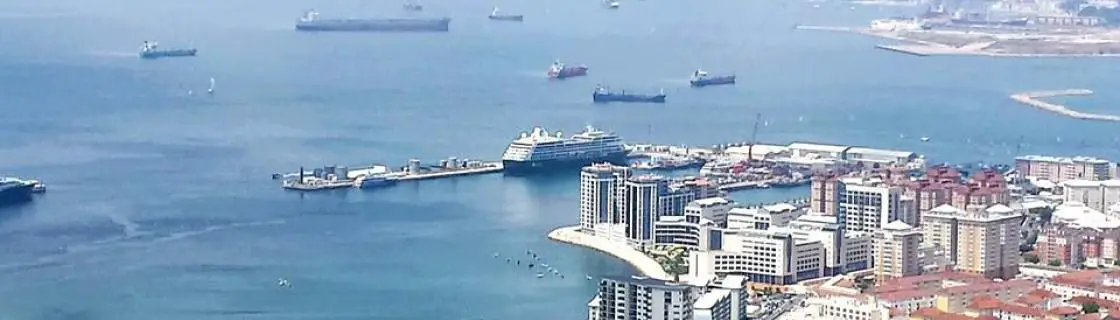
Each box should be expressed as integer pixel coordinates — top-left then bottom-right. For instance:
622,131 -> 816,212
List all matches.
488,8 -> 524,21
295,10 -> 451,32
546,60 -> 588,79
689,69 -> 735,87
501,126 -> 627,175
139,41 -> 197,59
592,86 -> 666,103
0,176 -> 41,206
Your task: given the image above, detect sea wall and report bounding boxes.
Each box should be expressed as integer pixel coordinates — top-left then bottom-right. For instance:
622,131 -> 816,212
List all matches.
547,225 -> 671,280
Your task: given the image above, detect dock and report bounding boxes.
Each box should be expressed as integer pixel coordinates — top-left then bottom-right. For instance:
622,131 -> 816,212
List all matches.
1009,89 -> 1120,122
276,156 -> 505,191
874,44 -> 930,56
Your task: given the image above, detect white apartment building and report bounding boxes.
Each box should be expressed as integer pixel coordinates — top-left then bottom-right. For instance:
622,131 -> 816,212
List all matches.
653,215 -> 719,251
693,289 -> 733,320
873,221 -> 922,280
801,296 -> 890,320
836,177 -> 908,232
1061,179 -> 1120,213
688,215 -> 871,284
1015,155 -> 1116,183
921,204 -> 1023,280
588,275 -> 695,320
579,163 -> 631,232
726,203 -> 803,230
685,197 -> 736,227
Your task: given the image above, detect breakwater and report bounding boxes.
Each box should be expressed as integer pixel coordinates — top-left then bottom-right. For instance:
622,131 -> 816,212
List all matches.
1009,89 -> 1120,122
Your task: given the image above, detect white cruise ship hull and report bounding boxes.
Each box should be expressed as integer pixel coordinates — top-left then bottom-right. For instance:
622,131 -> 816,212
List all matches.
502,151 -> 628,175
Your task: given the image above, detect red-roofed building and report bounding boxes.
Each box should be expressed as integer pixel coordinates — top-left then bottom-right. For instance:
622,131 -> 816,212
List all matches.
1045,269 -> 1120,302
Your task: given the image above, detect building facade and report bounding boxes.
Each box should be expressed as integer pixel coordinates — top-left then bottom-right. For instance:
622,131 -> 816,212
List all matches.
873,220 -> 922,280
579,163 -> 632,232
588,276 -> 696,320
1015,155 -> 1115,183
921,204 -> 1023,280
1061,179 -> 1120,213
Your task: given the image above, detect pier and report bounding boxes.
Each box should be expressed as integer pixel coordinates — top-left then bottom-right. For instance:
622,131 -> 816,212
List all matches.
1009,89 -> 1120,122
276,157 -> 505,191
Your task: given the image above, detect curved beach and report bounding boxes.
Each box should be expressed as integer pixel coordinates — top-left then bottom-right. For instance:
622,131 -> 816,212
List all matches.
548,225 -> 671,280
1010,89 -> 1120,122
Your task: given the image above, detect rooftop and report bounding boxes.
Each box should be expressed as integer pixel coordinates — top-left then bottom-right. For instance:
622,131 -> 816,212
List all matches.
788,142 -> 850,154
691,197 -> 733,207
1016,155 -> 1112,164
602,275 -> 690,291
693,289 -> 730,310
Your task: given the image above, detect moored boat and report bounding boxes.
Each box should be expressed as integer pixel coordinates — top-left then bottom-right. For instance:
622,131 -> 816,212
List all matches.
592,85 -> 666,103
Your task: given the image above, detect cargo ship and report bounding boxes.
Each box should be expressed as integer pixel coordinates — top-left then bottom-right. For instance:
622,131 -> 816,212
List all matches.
592,85 -> 666,103
295,10 -> 451,32
489,8 -> 524,21
689,69 -> 735,87
0,176 -> 40,206
546,60 -> 588,79
501,126 -> 627,175
138,41 -> 197,59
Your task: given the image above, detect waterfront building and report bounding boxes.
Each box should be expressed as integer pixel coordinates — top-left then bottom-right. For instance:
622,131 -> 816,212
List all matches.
579,163 -> 632,232
587,275 -> 695,320
872,220 -> 922,281
801,295 -> 890,320
619,175 -> 698,245
653,215 -> 720,251
692,289 -> 732,320
687,215 -> 870,285
725,203 -> 803,230
684,197 -> 735,227
1015,155 -> 1115,183
920,204 -> 1023,280
1060,179 -> 1120,213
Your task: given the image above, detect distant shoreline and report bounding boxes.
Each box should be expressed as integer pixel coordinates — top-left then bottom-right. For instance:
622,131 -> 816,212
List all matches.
1009,89 -> 1120,122
547,225 -> 672,280
794,25 -> 1120,58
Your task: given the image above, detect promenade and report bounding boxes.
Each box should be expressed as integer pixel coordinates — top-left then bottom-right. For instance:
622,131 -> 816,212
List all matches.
1009,89 -> 1120,122
548,225 -> 672,281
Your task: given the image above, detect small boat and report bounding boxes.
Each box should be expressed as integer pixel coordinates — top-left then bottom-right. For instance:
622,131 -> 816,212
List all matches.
689,69 -> 736,87
606,1 -> 621,8
403,2 -> 423,11
278,278 -> 290,287
536,273 -> 544,278
586,275 -> 594,280
547,60 -> 589,79
593,85 -> 666,103
488,7 -> 524,21
921,136 -> 931,142
207,77 -> 215,95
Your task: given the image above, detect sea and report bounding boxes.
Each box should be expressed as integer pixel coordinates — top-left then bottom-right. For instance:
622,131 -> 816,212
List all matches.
0,0 -> 1118,319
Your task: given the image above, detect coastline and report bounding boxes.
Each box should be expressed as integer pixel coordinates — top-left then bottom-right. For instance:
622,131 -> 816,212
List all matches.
1009,89 -> 1120,122
547,225 -> 672,281
794,25 -> 1120,58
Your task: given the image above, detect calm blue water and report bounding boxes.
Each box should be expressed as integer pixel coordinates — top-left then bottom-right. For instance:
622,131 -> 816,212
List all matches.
1,0 -> 1119,319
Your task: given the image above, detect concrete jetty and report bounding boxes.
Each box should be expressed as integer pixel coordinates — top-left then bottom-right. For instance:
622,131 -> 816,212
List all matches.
547,225 -> 672,281
1009,89 -> 1120,122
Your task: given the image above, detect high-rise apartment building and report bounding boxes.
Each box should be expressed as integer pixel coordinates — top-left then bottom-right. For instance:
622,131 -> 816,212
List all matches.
1015,155 -> 1115,182
921,204 -> 1023,280
579,163 -> 632,232
873,220 -> 922,280
1061,179 -> 1120,212
588,275 -> 695,320
901,166 -> 1010,226
836,177 -> 908,232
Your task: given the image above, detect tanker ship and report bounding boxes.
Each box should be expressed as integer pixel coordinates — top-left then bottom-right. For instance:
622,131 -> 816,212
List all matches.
295,10 -> 451,32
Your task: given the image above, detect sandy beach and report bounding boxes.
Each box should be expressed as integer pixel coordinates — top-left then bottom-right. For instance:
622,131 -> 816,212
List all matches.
547,225 -> 672,281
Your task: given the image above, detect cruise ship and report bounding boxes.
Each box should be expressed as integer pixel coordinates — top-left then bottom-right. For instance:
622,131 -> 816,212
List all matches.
295,10 -> 451,32
501,126 -> 628,174
0,176 -> 38,206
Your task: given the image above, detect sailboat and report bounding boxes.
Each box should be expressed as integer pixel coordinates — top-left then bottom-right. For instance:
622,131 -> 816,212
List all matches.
207,77 -> 215,95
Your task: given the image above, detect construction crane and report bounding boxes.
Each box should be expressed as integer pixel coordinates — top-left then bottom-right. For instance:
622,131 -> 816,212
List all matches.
747,113 -> 761,162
